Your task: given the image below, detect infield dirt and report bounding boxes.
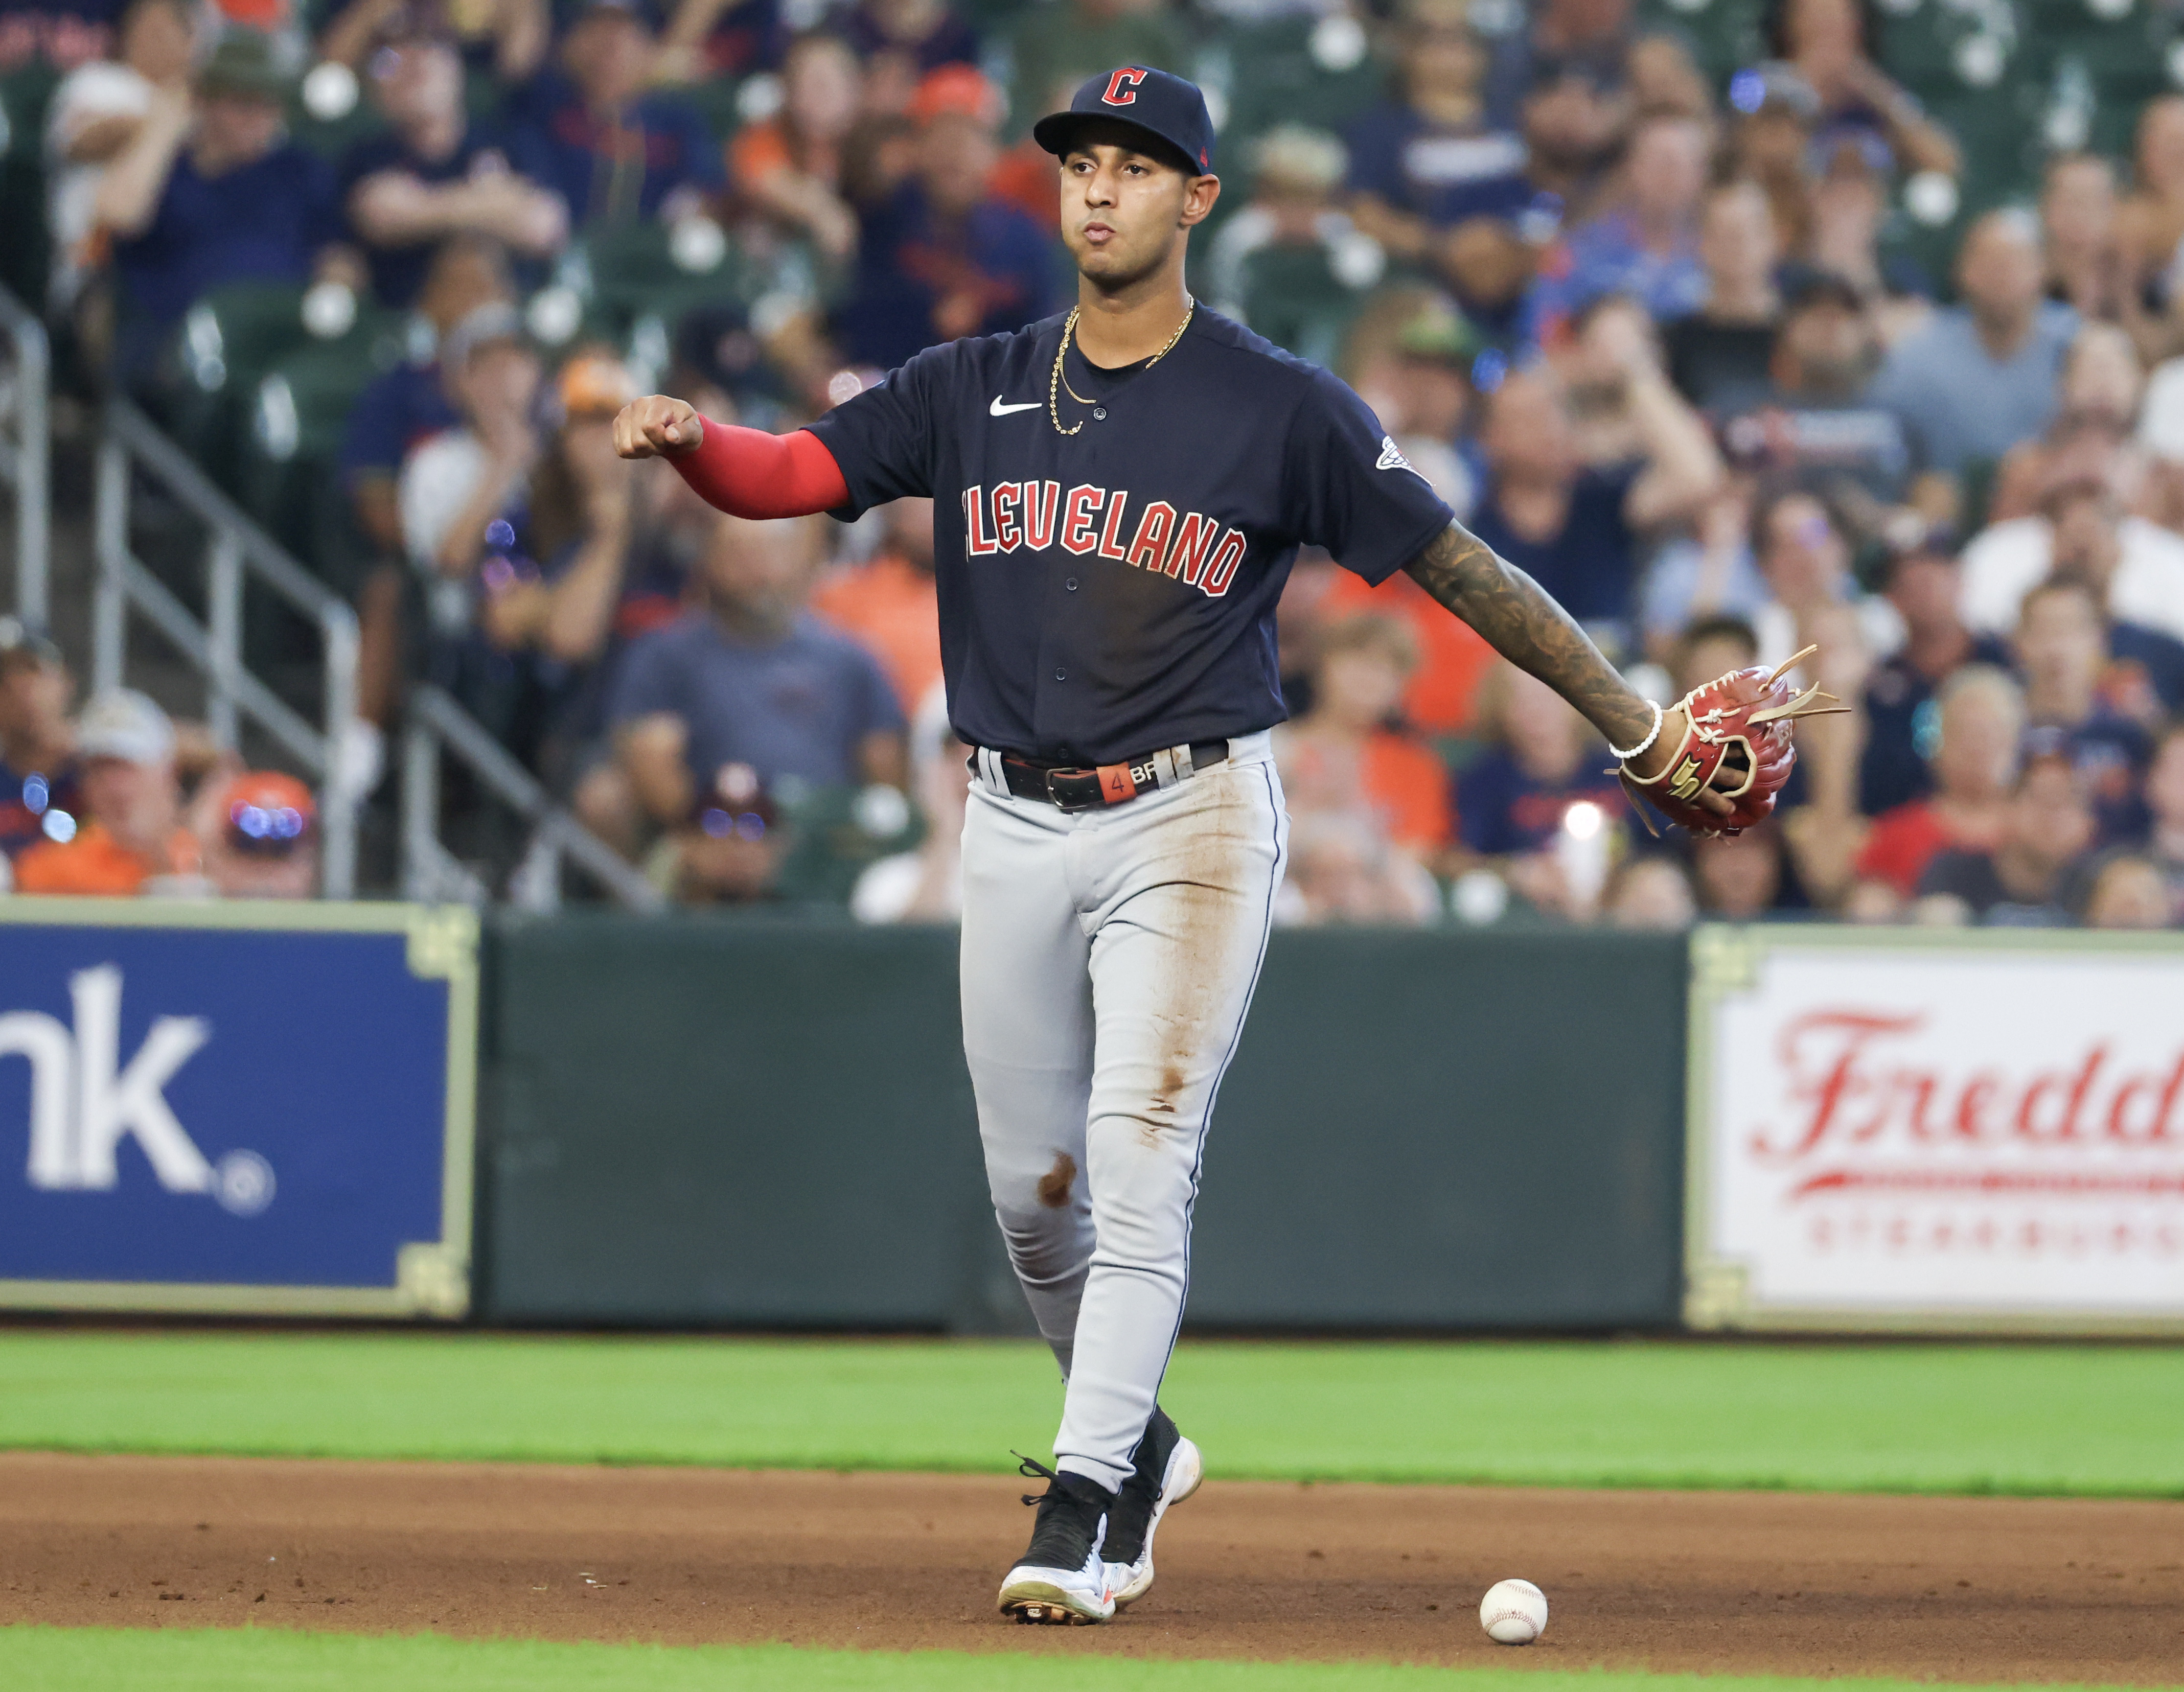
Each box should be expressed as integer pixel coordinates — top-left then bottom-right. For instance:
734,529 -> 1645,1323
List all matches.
3,1453 -> 2178,1683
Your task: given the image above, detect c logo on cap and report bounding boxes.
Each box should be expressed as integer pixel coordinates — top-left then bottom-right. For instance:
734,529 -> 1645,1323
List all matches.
1102,67 -> 1147,106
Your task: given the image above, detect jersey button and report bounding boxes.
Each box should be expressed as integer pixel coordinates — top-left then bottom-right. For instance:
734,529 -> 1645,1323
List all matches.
1065,577 -> 1078,591
1093,407 -> 1107,421
1054,668 -> 1067,681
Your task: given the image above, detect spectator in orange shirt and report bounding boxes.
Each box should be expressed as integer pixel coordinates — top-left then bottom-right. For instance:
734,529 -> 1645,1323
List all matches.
1853,664 -> 2021,899
1275,612 -> 1455,861
727,32 -> 863,262
13,689 -> 202,897
809,495 -> 942,713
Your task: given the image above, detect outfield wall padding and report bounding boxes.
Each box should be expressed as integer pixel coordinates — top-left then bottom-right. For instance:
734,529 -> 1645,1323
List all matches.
480,919 -> 1686,1330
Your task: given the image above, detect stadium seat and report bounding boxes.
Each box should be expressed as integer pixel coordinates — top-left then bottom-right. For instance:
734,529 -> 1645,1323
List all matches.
772,782 -> 924,909
240,318 -> 405,577
1215,16 -> 1386,168
1233,241 -> 1375,371
0,62 -> 58,310
156,283 -> 323,493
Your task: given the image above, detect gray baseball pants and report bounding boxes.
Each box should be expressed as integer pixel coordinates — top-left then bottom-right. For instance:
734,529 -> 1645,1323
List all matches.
959,732 -> 1288,1495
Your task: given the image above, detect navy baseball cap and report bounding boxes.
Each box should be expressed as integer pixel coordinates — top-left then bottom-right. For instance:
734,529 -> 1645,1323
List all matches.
1033,66 -> 1217,176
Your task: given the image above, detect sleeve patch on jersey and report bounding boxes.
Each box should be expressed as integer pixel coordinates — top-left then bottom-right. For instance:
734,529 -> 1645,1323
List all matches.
1376,435 -> 1417,474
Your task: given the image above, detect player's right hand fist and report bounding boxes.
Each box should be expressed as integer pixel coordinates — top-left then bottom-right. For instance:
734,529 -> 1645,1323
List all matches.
613,395 -> 703,460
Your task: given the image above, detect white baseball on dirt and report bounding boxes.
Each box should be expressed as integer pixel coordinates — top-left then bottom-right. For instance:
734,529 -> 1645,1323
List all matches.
1479,1578 -> 1547,1644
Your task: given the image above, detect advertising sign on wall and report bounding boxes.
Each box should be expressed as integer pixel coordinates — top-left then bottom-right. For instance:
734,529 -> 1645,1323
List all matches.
1687,927 -> 2184,1333
0,901 -> 477,1316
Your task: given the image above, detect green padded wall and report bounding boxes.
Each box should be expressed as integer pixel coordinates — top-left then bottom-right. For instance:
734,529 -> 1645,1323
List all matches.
480,918 -> 1686,1331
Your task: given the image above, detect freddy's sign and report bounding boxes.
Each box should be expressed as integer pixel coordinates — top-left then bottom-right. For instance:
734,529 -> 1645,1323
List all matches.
1697,939 -> 2184,1324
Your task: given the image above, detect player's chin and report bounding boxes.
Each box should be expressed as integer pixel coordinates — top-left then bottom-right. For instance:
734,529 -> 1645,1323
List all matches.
1071,244 -> 1158,289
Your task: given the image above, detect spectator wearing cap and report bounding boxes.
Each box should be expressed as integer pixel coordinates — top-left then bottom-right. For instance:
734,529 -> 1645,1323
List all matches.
833,66 -> 1052,373
1914,751 -> 2093,926
338,10 -> 566,311
14,690 -> 201,897
335,238 -> 516,756
1661,180 -> 1782,410
507,0 -> 722,228
810,496 -> 941,715
1804,136 -> 1934,347
95,28 -> 353,382
1856,542 -> 2011,816
0,623 -> 84,862
1484,0 -> 1634,125
1342,0 -> 1542,337
196,770 -> 318,898
1523,110 -> 1711,350
726,32 -> 863,263
1004,0 -> 1187,150
1274,612 -> 1455,867
2013,577 -> 2153,844
1754,0 -> 1958,182
1494,0 -> 1705,211
1714,269 -> 1944,545
399,303 -> 543,642
1871,212 -> 2078,481
342,237 -> 513,562
1467,307 -> 1721,642
1961,463 -> 2184,653
1311,296 -> 1495,737
42,0 -> 198,323
1854,663 -> 2019,900
1207,126 -> 1387,372
610,513 -> 906,863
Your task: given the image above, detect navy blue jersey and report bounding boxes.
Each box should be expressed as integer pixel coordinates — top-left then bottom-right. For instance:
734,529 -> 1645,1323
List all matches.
807,309 -> 1455,765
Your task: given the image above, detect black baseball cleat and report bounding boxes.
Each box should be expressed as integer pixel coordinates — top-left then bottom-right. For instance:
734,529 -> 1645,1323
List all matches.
1101,1405 -> 1204,1609
997,1454 -> 1117,1624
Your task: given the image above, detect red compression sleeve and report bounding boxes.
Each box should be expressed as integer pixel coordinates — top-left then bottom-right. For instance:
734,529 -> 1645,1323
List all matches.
669,419 -> 849,519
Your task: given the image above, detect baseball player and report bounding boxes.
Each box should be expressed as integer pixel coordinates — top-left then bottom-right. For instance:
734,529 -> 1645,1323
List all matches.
616,67 -> 1821,1625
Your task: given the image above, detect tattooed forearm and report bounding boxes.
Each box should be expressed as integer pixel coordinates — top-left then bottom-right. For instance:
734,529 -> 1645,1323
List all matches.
1401,522 -> 1654,751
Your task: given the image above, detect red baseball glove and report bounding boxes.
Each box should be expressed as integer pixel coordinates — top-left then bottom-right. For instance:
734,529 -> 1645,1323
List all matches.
1618,645 -> 1848,837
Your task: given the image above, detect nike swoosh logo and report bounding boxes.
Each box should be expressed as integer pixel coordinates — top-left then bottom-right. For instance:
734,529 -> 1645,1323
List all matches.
990,397 -> 1041,416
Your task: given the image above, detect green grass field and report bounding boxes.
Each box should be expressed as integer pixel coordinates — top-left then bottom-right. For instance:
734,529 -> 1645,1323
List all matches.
3,1330 -> 2181,1496
0,1630 -> 2161,1692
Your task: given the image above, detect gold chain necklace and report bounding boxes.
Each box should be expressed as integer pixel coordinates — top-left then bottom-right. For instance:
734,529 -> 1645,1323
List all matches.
1048,297 -> 1195,436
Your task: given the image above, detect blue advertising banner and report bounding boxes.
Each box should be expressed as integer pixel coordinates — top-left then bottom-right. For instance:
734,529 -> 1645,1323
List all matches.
0,901 -> 477,1316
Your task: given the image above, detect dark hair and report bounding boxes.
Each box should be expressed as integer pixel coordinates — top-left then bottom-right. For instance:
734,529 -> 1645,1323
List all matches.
1762,0 -> 1887,67
1749,483 -> 1843,555
1677,613 -> 1761,668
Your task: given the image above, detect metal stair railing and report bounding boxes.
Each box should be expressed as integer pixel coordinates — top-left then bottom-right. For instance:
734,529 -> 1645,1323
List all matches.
94,396 -> 362,896
402,683 -> 664,912
0,281 -> 51,628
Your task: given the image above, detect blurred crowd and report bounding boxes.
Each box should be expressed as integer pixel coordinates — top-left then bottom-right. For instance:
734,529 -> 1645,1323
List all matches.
7,0 -> 2184,928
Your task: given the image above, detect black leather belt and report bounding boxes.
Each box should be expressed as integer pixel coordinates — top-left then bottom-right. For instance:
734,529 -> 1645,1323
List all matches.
984,739 -> 1231,813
